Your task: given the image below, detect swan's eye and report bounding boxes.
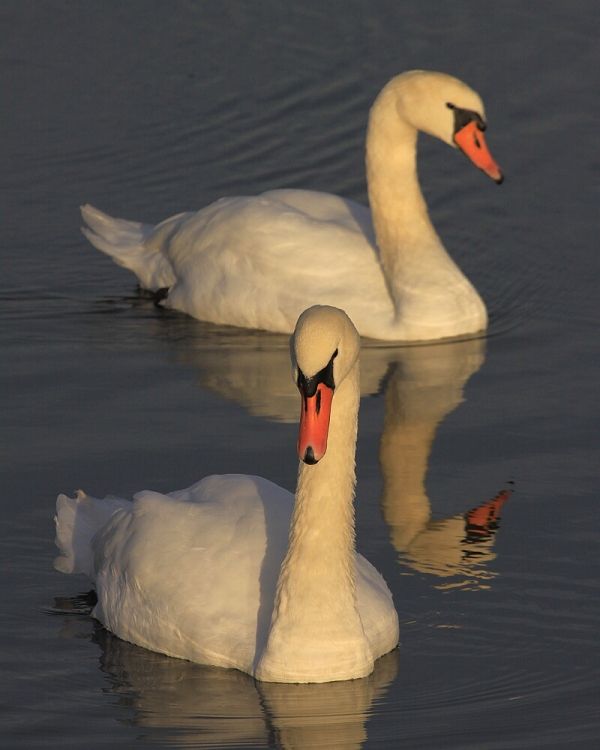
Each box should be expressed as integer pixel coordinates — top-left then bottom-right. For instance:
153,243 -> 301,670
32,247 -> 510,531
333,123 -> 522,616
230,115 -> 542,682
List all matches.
449,105 -> 487,137
296,352 -> 336,397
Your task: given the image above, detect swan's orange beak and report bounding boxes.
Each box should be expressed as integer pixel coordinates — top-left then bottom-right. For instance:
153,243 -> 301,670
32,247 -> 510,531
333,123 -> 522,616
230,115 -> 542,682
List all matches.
465,489 -> 511,537
454,121 -> 503,184
297,382 -> 334,464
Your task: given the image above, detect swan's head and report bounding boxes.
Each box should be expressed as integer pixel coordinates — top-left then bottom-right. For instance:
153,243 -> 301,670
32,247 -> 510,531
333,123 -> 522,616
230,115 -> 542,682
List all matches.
388,70 -> 503,184
291,305 -> 360,465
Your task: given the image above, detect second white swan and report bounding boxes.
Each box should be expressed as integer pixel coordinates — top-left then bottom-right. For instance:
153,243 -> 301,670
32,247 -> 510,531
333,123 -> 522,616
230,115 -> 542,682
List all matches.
54,306 -> 399,683
81,70 -> 502,341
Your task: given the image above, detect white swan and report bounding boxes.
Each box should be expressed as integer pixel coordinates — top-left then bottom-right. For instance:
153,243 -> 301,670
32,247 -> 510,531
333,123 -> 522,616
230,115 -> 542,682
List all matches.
81,70 -> 502,342
54,306 -> 399,683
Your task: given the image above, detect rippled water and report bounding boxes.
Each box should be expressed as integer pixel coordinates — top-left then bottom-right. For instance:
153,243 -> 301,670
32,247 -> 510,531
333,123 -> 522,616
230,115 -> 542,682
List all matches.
2,1 -> 599,748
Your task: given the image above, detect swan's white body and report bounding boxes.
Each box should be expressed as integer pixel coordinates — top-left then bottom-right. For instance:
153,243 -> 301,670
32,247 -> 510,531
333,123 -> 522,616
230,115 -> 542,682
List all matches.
81,71 -> 502,342
55,306 -> 399,683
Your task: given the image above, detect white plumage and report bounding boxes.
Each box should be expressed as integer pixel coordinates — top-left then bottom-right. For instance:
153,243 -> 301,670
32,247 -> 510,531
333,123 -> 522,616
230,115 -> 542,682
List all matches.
81,70 -> 502,342
55,306 -> 399,683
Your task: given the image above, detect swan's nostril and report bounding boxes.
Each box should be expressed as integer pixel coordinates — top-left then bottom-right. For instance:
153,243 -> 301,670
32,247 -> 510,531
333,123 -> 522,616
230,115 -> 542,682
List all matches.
303,446 -> 319,465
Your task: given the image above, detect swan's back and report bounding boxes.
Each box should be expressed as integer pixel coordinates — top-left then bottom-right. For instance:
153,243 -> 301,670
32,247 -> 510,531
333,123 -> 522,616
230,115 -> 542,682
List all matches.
90,475 -> 293,671
159,190 -> 391,333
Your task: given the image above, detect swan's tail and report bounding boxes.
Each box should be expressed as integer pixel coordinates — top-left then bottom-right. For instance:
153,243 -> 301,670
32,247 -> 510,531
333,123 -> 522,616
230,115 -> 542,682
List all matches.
54,490 -> 130,579
80,204 -> 176,291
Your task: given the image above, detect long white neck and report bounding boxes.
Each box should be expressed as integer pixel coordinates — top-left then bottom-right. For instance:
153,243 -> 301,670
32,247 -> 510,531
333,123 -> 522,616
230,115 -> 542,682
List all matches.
365,84 -> 486,337
254,363 -> 374,683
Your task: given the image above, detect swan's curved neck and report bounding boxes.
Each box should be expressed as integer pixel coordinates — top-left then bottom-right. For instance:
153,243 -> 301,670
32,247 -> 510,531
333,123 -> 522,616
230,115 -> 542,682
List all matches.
255,363 -> 374,682
366,89 -> 446,317
363,81 -> 493,347
287,367 -> 359,592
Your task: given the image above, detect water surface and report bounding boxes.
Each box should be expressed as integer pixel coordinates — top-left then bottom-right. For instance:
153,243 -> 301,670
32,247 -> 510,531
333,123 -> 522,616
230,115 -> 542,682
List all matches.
2,1 -> 599,748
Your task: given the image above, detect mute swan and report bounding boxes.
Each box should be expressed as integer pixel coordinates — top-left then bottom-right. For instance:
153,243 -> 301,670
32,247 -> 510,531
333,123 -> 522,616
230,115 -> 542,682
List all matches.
81,70 -> 502,341
54,306 -> 399,683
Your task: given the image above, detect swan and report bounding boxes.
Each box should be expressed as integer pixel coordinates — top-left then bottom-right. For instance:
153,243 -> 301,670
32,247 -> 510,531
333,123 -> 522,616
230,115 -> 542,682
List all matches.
81,70 -> 502,342
54,305 -> 399,683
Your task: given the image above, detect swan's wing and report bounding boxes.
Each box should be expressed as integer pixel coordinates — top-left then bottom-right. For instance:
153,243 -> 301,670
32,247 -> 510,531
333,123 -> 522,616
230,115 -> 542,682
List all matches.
262,189 -> 374,237
158,190 -> 393,334
90,474 -> 293,670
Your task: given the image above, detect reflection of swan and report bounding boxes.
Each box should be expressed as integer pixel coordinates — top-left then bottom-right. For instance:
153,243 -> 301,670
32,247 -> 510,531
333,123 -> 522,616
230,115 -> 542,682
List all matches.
52,595 -> 398,749
258,655 -> 396,750
54,306 -> 399,683
81,70 -> 502,341
397,491 -> 509,589
378,338 -> 510,588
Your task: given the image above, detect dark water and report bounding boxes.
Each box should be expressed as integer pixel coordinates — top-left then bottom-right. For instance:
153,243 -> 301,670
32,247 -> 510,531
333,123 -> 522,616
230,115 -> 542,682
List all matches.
2,1 -> 599,747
